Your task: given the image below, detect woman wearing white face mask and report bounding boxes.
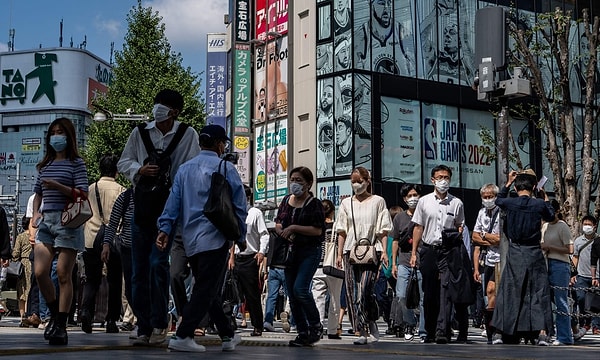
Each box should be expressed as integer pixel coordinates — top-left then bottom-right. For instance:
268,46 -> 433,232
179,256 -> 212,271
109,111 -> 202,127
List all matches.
334,166 -> 392,345
390,184 -> 424,341
274,166 -> 326,347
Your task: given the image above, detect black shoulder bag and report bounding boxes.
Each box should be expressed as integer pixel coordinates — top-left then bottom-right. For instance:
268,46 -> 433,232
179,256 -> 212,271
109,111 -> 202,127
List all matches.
204,159 -> 241,240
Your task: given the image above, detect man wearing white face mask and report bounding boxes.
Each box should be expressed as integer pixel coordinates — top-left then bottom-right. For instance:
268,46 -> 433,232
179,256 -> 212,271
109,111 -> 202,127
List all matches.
118,89 -> 200,346
572,215 -> 600,336
409,164 -> 467,344
472,183 -> 501,344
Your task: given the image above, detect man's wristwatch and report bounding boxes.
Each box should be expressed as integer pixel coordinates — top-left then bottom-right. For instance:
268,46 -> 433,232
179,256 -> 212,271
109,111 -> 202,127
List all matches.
481,232 -> 487,240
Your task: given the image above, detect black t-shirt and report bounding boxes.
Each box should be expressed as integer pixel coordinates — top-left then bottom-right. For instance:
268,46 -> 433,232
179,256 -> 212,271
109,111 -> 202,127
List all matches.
390,211 -> 414,267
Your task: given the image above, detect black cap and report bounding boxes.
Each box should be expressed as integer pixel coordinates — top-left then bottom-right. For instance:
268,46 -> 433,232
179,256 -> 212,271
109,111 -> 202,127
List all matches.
200,124 -> 230,141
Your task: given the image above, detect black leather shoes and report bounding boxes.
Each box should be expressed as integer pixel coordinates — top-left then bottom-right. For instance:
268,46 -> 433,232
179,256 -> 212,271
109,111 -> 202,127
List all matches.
106,320 -> 119,333
44,318 -> 56,340
48,325 -> 68,345
80,311 -> 92,334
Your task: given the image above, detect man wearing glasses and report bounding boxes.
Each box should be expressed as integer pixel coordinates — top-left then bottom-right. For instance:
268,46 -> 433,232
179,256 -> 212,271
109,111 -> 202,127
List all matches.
410,164 -> 468,344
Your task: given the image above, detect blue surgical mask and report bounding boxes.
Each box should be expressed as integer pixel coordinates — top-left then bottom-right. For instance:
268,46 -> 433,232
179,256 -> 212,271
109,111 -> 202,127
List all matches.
289,182 -> 304,196
152,104 -> 171,123
49,135 -> 67,152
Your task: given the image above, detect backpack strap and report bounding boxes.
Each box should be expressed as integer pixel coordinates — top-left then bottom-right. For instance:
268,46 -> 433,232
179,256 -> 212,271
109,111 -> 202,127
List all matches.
163,123 -> 190,158
94,181 -> 105,223
138,123 -> 156,156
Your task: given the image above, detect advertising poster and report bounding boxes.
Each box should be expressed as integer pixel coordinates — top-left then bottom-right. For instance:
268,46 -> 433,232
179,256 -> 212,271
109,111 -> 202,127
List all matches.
458,108 -> 496,189
233,45 -> 252,133
422,103 -> 460,184
354,74 -> 372,171
254,36 -> 288,122
316,180 -> 352,208
254,119 -> 289,203
255,0 -> 289,41
235,0 -> 251,42
334,0 -> 352,72
317,78 -> 335,178
205,33 -> 228,128
233,135 -> 251,185
354,0 -> 415,76
381,97 -> 421,184
334,74 -> 353,176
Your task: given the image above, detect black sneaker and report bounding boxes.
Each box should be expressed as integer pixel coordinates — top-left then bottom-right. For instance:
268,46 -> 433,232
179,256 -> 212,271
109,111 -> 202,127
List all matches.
435,331 -> 448,344
307,324 -> 323,344
44,318 -> 56,340
80,311 -> 92,334
106,321 -> 119,333
289,334 -> 309,347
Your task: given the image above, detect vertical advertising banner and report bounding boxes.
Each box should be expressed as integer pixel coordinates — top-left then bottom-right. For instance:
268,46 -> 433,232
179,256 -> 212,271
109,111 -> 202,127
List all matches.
233,135 -> 251,184
254,119 -> 288,203
381,97 -> 421,184
254,36 -> 288,122
233,45 -> 252,133
235,0 -> 250,43
205,33 -> 228,128
459,109 -> 496,189
255,0 -> 289,41
422,103 -> 460,184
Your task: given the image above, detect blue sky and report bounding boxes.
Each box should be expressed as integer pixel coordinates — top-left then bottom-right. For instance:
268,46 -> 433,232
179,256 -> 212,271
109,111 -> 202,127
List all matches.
0,0 -> 229,93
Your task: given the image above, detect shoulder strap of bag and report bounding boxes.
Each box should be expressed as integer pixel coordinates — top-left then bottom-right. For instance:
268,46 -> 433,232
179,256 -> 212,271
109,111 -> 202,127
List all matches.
350,196 -> 359,244
487,207 -> 500,234
217,159 -> 228,178
117,189 -> 132,233
580,236 -> 597,252
138,123 -> 156,155
163,123 -> 190,158
94,181 -> 105,223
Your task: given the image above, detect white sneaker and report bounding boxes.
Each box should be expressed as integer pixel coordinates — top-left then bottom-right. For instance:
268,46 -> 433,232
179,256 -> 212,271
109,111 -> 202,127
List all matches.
280,312 -> 291,333
222,333 -> 242,351
149,328 -> 168,345
404,332 -> 415,341
263,322 -> 276,332
132,334 -> 150,346
353,336 -> 368,345
492,334 -> 503,345
168,336 -> 206,352
537,335 -> 549,346
481,329 -> 488,337
368,335 -> 379,343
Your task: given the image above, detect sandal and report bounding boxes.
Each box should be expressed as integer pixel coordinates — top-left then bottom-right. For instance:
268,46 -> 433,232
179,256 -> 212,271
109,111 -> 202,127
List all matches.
194,328 -> 205,336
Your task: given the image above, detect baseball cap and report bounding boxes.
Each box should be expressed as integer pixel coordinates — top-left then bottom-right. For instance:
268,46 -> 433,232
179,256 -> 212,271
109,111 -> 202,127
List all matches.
200,124 -> 231,141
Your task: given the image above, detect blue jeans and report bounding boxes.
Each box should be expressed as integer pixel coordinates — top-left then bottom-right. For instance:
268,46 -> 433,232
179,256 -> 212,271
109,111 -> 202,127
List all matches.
548,259 -> 573,344
39,256 -> 59,321
130,220 -> 173,336
395,265 -> 422,327
284,246 -> 321,334
264,267 -> 286,325
575,275 -> 600,328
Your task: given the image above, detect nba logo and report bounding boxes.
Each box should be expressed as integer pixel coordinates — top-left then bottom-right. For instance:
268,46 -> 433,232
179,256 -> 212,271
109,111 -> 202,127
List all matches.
424,118 -> 437,160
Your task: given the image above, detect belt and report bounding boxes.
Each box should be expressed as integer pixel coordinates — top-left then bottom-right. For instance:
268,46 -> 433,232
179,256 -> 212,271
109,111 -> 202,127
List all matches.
421,242 -> 443,249
236,253 -> 256,259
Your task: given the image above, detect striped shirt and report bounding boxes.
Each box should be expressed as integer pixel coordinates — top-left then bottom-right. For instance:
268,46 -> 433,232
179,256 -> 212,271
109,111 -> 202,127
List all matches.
34,158 -> 89,212
103,189 -> 133,248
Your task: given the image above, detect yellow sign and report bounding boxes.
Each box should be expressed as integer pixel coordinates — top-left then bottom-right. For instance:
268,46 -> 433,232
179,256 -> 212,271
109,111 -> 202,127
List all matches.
22,144 -> 41,151
234,136 -> 249,150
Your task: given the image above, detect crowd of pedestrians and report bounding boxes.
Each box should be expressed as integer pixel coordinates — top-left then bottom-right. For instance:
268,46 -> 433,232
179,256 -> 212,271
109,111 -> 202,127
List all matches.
1,89 -> 600,353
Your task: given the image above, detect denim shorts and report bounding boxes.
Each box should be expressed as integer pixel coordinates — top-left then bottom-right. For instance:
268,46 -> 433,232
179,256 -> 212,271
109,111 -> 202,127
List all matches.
36,210 -> 84,251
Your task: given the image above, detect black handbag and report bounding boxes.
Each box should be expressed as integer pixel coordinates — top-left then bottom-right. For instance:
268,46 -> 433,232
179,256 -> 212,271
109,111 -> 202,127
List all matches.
7,260 -> 24,279
585,287 -> 600,313
406,267 -> 420,309
204,160 -> 241,240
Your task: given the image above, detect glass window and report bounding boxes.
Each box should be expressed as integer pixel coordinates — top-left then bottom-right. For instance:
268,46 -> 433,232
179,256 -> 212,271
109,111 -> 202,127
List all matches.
318,4 -> 332,41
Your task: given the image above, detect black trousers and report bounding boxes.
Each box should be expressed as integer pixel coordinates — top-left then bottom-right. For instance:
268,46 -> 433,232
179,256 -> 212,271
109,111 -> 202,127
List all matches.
235,254 -> 264,329
169,239 -> 190,319
81,248 -> 123,322
175,243 -> 234,339
120,246 -> 133,305
420,245 -> 469,339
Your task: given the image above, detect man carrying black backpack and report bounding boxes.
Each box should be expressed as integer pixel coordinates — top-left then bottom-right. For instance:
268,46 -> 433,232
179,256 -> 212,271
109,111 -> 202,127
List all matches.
117,89 -> 200,346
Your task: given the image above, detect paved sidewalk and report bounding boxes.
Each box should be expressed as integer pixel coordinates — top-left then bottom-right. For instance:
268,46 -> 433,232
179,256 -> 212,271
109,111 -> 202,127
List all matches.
1,315 -> 599,359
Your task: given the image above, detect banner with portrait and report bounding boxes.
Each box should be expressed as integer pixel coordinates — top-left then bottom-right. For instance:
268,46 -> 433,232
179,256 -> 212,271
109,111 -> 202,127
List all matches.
317,78 -> 335,178
422,103 -> 460,184
353,74 -> 372,171
254,36 -> 288,122
333,0 -> 352,72
334,74 -> 353,176
381,97 -> 421,184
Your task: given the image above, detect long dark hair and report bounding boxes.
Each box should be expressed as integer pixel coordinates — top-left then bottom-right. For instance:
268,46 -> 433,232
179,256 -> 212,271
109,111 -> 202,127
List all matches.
37,117 -> 80,170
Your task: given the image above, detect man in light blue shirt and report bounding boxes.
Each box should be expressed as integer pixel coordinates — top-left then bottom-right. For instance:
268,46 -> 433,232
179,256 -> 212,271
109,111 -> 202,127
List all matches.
157,124 -> 247,353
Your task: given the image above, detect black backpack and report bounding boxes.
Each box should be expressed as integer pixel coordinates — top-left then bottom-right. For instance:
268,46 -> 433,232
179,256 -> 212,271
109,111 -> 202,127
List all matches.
133,123 -> 189,227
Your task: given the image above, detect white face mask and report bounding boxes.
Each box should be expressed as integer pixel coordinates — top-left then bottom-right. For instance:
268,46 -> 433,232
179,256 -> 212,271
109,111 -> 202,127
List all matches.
482,198 -> 496,209
434,179 -> 450,193
582,225 -> 595,235
152,103 -> 171,123
289,182 -> 304,196
406,196 -> 419,209
351,182 -> 368,195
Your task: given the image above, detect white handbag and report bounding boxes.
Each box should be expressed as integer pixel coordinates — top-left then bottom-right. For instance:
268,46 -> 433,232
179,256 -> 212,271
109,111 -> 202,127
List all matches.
61,188 -> 93,228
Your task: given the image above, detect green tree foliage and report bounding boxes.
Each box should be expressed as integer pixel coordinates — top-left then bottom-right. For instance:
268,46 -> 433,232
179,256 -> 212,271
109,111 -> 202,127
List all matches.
83,0 -> 204,182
